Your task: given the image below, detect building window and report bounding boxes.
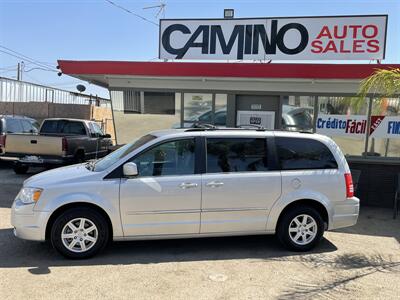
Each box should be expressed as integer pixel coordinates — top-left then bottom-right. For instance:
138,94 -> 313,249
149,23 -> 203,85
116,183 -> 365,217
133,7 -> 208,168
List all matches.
366,98 -> 400,158
316,96 -> 368,156
183,93 -> 213,127
281,96 -> 315,132
143,92 -> 176,115
110,90 -> 181,144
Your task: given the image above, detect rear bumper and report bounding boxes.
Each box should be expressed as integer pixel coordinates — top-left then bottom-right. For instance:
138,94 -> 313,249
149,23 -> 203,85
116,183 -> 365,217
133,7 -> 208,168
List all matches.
329,197 -> 360,230
0,153 -> 74,166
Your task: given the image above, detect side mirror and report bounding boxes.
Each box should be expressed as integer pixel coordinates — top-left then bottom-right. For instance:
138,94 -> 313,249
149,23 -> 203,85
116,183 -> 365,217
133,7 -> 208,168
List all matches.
123,162 -> 138,177
101,134 -> 111,139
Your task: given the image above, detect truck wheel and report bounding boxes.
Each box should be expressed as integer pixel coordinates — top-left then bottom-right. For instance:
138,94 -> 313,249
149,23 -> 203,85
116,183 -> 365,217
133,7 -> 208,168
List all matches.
277,206 -> 324,252
13,163 -> 29,174
74,151 -> 85,163
50,207 -> 109,259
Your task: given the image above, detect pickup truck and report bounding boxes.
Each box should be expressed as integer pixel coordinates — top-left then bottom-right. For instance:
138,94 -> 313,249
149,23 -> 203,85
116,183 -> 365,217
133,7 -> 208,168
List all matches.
1,118 -> 112,174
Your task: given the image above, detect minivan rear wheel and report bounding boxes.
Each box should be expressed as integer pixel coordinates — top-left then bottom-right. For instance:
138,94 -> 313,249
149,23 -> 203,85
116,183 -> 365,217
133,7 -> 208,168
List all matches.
50,208 -> 109,259
277,206 -> 324,251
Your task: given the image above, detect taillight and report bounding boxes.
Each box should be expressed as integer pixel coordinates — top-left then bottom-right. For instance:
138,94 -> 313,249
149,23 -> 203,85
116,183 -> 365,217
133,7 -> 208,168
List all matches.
0,134 -> 6,149
62,137 -> 68,152
344,173 -> 354,198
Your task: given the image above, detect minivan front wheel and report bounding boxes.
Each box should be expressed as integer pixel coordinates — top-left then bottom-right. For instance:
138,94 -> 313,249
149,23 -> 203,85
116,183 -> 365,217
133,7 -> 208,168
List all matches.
277,206 -> 324,251
50,208 -> 109,259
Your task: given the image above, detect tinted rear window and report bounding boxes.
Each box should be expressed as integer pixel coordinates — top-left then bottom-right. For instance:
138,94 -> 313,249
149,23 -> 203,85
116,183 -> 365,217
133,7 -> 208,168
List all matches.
41,120 -> 86,135
6,119 -> 23,133
276,137 -> 338,170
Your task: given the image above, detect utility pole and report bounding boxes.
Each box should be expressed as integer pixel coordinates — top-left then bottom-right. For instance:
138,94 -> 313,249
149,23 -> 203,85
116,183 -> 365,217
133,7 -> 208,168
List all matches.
17,62 -> 20,81
16,62 -> 24,81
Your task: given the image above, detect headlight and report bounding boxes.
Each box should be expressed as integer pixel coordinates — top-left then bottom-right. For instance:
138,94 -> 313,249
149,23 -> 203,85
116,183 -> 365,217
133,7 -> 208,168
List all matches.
16,187 -> 43,204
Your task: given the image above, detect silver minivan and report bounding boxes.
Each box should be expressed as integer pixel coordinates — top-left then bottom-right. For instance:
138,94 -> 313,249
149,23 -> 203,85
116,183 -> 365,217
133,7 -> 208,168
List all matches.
11,128 -> 360,258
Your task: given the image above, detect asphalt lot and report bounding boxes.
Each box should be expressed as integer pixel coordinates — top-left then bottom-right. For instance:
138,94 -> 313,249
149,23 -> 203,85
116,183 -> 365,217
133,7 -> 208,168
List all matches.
0,163 -> 399,299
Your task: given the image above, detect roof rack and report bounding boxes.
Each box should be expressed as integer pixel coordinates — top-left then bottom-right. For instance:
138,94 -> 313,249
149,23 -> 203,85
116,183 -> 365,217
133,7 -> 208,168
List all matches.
185,123 -> 268,132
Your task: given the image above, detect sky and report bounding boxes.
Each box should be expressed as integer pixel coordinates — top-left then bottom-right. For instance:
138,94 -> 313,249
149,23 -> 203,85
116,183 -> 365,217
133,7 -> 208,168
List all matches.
0,0 -> 399,98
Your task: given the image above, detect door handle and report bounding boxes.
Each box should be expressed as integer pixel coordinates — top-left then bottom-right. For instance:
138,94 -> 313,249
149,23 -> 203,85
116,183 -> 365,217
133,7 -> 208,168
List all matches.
206,181 -> 224,188
179,182 -> 198,189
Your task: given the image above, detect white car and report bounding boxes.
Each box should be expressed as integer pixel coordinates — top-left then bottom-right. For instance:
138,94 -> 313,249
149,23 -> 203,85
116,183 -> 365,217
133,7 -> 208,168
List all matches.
11,128 -> 359,258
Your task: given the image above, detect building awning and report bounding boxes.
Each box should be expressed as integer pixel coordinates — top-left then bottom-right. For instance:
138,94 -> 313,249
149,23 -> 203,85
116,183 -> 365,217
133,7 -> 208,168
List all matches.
57,60 -> 400,94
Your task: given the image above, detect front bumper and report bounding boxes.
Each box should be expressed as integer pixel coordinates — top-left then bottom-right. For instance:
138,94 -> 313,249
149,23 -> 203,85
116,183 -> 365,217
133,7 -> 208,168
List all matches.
11,200 -> 49,241
329,197 -> 360,230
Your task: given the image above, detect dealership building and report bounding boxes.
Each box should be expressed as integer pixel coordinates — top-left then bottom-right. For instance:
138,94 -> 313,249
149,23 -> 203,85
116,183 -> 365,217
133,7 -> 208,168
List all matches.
57,14 -> 399,209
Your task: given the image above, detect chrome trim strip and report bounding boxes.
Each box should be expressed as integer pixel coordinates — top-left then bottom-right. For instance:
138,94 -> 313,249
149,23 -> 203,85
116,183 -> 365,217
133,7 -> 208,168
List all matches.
202,207 -> 267,212
127,207 -> 267,215
127,209 -> 201,215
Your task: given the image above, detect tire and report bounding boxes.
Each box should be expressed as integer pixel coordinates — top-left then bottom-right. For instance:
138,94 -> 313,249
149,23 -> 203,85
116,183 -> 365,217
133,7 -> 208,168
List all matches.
50,207 -> 109,259
13,163 -> 29,174
74,151 -> 85,163
277,205 -> 324,252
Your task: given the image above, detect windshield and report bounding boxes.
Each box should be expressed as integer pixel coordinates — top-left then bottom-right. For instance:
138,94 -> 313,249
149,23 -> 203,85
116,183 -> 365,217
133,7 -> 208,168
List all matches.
92,134 -> 157,172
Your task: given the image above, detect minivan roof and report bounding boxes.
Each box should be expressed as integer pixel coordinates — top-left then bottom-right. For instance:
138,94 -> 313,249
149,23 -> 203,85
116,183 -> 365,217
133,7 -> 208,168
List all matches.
149,128 -> 319,138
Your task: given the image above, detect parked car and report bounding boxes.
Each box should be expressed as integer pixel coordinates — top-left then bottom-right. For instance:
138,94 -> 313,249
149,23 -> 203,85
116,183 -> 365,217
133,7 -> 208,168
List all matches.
0,115 -> 40,157
11,128 -> 359,259
281,105 -> 314,132
172,109 -> 227,128
172,106 -> 313,130
1,118 -> 112,174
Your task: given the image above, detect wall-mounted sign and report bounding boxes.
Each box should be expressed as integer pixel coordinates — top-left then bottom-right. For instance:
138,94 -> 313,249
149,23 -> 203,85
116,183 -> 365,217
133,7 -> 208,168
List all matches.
370,116 -> 400,138
159,15 -> 387,60
316,114 -> 367,137
316,114 -> 400,139
237,110 -> 275,129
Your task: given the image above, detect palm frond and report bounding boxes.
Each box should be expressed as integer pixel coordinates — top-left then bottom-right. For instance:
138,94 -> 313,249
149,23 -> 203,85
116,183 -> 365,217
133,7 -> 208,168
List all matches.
358,68 -> 400,99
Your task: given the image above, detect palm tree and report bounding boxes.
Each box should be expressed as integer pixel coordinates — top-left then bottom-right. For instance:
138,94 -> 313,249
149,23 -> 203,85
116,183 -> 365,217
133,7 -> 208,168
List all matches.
358,68 -> 400,156
359,68 -> 400,99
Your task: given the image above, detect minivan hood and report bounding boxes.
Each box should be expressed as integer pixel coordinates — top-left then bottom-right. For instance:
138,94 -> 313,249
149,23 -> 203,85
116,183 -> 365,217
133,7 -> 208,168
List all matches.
23,164 -> 95,188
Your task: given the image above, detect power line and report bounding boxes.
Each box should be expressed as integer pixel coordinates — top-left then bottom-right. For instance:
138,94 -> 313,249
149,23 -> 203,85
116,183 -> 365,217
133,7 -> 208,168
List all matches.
104,0 -> 159,26
0,45 -> 56,70
0,46 -> 57,72
24,67 -> 58,73
0,49 -> 55,72
0,64 -> 18,70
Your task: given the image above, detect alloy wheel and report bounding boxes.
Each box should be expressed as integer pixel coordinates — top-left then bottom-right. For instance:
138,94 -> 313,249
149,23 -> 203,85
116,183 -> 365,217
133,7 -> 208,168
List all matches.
288,214 -> 317,245
61,218 -> 98,253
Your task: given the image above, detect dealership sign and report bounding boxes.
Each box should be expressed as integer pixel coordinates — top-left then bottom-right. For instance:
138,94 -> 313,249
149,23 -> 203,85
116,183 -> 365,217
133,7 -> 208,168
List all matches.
317,114 -> 400,138
159,15 -> 387,60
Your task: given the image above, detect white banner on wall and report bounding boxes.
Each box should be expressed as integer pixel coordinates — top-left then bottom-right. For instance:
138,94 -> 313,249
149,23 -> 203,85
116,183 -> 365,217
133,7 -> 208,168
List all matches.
316,114 -> 400,139
316,114 -> 367,137
370,116 -> 400,139
237,111 -> 275,129
159,15 -> 387,60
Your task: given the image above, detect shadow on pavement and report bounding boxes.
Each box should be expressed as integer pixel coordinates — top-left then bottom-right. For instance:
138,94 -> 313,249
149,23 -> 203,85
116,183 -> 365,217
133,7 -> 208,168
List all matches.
277,252 -> 400,300
0,229 -> 337,270
333,206 -> 400,243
